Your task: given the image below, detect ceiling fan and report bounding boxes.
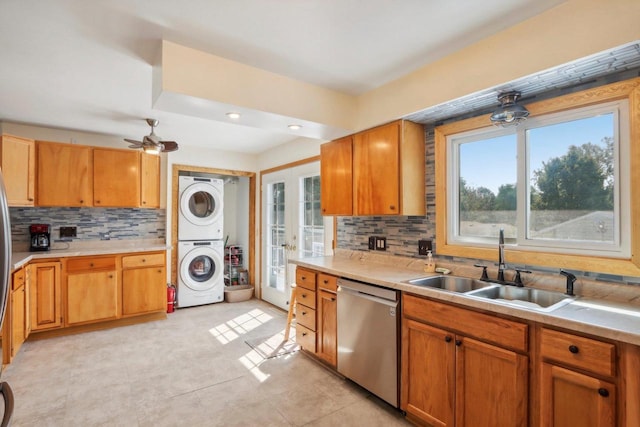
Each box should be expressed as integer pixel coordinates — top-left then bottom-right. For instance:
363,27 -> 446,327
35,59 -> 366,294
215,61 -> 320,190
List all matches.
124,118 -> 179,154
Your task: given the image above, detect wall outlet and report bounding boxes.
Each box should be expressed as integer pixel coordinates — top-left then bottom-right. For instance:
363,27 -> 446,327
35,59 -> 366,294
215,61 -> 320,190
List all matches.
368,236 -> 376,250
376,236 -> 387,251
418,239 -> 432,255
60,226 -> 77,238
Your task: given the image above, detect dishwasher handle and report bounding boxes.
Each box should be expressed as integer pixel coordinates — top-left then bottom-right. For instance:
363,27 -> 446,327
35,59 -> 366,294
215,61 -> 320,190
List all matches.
338,282 -> 398,308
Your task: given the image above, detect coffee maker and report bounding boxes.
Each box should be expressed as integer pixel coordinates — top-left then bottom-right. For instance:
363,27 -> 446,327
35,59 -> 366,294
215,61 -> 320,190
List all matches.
30,224 -> 51,252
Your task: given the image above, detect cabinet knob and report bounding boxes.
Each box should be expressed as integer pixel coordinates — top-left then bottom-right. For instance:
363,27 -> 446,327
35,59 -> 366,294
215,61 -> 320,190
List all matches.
445,336 -> 452,343
390,205 -> 396,210
142,259 -> 146,263
302,332 -> 307,337
79,199 -> 84,204
455,339 -> 462,346
90,263 -> 94,267
568,345 -> 579,354
96,200 -> 100,204
142,201 -> 146,204
157,270 -> 162,273
28,198 -> 34,201
331,297 -> 336,302
302,311 -> 307,315
108,274 -> 113,278
301,276 -> 306,280
598,388 -> 609,397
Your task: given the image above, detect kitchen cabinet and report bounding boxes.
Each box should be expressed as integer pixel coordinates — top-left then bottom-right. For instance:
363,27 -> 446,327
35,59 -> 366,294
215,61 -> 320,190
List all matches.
122,252 -> 166,315
352,120 -> 425,216
37,141 -> 93,207
320,136 -> 353,215
295,267 -> 317,352
0,134 -> 35,206
30,261 -> 62,331
402,293 -> 528,427
539,328 -> 616,427
320,120 -> 425,216
10,268 -> 27,359
93,148 -> 140,207
316,273 -> 337,366
140,152 -> 160,208
65,256 -> 119,326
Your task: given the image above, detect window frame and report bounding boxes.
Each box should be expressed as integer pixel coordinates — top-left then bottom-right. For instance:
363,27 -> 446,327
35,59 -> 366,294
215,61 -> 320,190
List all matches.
434,77 -> 640,275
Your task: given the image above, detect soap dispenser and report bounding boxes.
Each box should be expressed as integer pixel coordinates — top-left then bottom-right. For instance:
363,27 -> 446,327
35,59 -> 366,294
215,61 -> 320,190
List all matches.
424,250 -> 436,273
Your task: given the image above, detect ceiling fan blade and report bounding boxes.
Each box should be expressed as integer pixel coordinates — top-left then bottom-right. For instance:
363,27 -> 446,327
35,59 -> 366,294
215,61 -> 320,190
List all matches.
124,138 -> 143,144
160,141 -> 179,152
128,144 -> 143,149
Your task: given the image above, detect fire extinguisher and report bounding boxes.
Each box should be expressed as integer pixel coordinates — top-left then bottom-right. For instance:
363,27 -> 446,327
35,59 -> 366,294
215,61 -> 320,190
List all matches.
167,284 -> 176,313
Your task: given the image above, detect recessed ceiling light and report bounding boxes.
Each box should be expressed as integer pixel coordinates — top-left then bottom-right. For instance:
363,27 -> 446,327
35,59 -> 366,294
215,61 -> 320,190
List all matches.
226,112 -> 241,119
288,124 -> 302,130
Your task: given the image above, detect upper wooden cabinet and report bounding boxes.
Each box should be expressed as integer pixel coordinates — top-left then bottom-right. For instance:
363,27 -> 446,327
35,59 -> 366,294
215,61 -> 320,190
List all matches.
320,120 -> 425,216
0,134 -> 35,206
93,148 -> 140,207
140,152 -> 160,208
37,141 -> 93,207
320,136 -> 353,215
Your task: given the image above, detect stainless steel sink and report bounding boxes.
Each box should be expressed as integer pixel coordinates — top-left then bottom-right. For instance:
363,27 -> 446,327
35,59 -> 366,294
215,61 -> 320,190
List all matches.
407,275 -> 494,293
465,285 -> 575,312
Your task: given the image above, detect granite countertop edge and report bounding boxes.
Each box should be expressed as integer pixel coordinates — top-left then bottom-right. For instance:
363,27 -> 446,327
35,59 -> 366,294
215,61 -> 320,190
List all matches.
290,255 -> 640,347
11,240 -> 171,271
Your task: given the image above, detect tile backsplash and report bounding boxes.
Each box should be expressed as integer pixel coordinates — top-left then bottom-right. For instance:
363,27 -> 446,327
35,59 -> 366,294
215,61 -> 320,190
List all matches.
10,207 -> 166,245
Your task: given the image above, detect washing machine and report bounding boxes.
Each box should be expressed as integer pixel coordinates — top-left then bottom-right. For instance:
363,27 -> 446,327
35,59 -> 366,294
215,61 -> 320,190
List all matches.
178,176 -> 224,241
177,240 -> 225,307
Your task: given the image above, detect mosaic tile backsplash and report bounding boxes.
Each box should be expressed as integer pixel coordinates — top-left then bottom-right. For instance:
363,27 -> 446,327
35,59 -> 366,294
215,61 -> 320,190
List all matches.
10,207 -> 166,244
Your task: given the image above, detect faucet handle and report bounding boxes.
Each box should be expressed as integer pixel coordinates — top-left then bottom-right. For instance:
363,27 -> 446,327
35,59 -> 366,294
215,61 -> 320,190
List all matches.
513,268 -> 532,287
473,264 -> 489,281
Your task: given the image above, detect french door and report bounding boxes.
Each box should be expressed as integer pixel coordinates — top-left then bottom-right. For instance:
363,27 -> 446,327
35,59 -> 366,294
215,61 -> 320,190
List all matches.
261,161 -> 332,310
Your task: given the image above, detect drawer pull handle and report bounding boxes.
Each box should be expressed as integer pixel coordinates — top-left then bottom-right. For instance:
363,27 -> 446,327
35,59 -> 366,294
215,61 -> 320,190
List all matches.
302,332 -> 307,337
301,294 -> 306,298
598,388 -> 609,397
445,336 -> 452,343
323,280 -> 328,284
331,297 -> 336,302
569,345 -> 579,354
302,311 -> 307,315
301,276 -> 306,280
455,339 -> 462,346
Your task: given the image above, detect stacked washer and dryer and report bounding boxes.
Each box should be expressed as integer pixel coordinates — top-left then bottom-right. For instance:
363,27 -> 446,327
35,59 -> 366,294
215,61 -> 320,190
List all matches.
177,176 -> 225,308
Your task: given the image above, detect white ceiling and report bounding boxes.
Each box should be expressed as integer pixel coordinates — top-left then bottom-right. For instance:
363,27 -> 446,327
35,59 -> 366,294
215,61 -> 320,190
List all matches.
0,0 -> 565,153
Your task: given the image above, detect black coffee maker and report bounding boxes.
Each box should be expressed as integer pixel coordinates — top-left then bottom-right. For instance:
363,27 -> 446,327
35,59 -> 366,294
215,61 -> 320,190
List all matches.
30,224 -> 51,252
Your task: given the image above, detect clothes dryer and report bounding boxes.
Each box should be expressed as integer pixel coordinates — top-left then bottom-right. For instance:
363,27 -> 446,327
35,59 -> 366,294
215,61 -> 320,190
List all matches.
177,240 -> 224,307
178,176 -> 224,241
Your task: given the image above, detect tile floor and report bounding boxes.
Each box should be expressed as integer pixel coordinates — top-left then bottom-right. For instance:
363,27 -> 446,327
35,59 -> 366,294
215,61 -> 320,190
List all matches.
3,299 -> 410,426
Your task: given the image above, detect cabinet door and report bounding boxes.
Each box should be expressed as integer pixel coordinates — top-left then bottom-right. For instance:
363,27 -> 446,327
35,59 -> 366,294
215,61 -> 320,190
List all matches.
402,319 -> 455,427
540,363 -> 615,427
37,141 -> 93,207
140,152 -> 160,208
10,285 -> 25,358
320,136 -> 352,215
316,289 -> 337,366
93,148 -> 140,207
24,264 -> 31,335
0,135 -> 35,206
353,122 -> 400,215
455,337 -> 528,427
66,270 -> 118,325
30,262 -> 62,331
122,266 -> 166,315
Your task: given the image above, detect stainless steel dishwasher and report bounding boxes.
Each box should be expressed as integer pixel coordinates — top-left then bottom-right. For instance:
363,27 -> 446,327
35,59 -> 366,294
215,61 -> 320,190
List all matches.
337,278 -> 399,407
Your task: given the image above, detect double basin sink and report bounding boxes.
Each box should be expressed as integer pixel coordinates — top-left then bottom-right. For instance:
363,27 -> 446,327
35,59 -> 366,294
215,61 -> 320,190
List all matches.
406,275 -> 575,312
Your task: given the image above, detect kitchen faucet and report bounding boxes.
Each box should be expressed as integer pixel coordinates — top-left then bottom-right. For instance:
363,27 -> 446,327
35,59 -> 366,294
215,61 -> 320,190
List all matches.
560,270 -> 577,296
497,228 -> 506,282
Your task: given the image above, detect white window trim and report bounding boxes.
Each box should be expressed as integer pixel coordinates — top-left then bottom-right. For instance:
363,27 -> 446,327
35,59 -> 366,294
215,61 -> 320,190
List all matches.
446,100 -> 630,259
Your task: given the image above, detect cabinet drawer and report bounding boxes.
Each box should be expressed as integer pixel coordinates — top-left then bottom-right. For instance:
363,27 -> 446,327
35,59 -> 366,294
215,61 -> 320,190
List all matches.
540,328 -> 616,377
296,324 -> 316,352
403,293 -> 528,353
12,269 -> 25,290
296,287 -> 316,310
317,273 -> 338,292
297,305 -> 316,331
66,256 -> 116,272
122,253 -> 164,268
296,268 -> 316,291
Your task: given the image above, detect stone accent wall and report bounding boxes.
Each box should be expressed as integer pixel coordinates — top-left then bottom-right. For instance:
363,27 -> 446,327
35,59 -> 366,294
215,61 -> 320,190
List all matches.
10,207 -> 166,244
336,127 -> 436,258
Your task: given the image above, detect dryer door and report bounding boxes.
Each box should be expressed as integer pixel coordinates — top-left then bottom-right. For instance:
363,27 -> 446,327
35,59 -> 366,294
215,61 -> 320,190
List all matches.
180,182 -> 223,227
180,246 -> 224,291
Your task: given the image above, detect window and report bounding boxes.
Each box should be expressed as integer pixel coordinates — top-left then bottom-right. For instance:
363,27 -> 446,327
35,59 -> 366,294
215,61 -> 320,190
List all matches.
434,77 -> 640,275
299,175 -> 324,258
448,102 -> 629,257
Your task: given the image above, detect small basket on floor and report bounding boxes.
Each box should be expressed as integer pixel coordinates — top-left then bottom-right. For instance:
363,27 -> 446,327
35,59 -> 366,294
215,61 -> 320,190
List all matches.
224,285 -> 254,302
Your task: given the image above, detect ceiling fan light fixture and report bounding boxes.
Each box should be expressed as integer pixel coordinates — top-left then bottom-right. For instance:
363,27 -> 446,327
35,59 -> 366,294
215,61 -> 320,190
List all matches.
288,124 -> 302,130
490,91 -> 529,127
226,112 -> 241,119
143,145 -> 160,155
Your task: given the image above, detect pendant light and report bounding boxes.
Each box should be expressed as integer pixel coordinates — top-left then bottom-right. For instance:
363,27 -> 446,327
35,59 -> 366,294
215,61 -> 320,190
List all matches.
490,91 -> 529,127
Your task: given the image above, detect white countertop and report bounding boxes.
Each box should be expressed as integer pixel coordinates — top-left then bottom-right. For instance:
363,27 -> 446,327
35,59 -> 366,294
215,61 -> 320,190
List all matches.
11,239 -> 170,271
290,252 -> 640,346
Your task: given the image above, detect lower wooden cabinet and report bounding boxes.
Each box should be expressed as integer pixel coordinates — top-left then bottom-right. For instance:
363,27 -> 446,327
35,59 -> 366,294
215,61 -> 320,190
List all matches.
122,253 -> 166,315
65,256 -> 119,326
10,268 -> 27,358
316,288 -> 337,366
30,261 -> 62,331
